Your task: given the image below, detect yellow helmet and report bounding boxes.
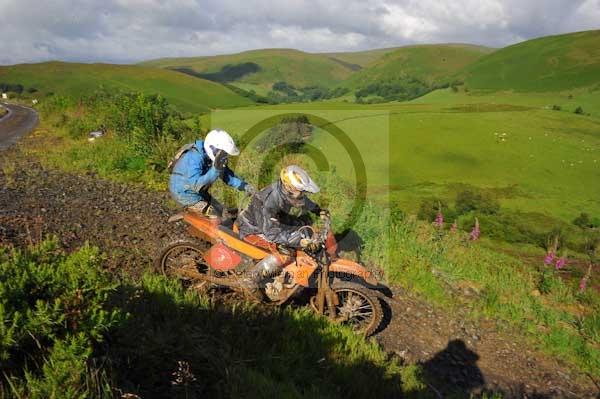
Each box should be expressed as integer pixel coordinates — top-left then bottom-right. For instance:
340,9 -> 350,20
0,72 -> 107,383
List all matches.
280,165 -> 320,194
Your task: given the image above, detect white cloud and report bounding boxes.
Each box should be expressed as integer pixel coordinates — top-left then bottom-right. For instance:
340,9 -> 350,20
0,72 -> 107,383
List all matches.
0,0 -> 597,64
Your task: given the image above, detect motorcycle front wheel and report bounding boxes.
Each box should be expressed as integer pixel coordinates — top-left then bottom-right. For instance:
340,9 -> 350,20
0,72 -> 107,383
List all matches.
154,240 -> 212,291
311,281 -> 383,336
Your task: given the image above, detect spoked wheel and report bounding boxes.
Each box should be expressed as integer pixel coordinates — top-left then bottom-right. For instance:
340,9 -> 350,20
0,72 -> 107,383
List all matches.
312,281 -> 383,336
154,240 -> 212,291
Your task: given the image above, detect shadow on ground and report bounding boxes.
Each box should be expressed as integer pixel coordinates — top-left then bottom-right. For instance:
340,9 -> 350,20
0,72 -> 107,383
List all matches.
104,276 -> 405,399
419,340 -> 557,398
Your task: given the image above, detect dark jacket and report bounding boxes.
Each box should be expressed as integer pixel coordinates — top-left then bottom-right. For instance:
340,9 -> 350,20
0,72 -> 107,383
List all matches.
238,181 -> 321,247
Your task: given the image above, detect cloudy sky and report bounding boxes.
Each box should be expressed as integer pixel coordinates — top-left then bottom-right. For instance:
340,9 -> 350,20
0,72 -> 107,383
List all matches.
0,0 -> 598,65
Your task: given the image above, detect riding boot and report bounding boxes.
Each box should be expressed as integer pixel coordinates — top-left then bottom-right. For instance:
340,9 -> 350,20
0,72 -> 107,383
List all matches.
240,254 -> 283,300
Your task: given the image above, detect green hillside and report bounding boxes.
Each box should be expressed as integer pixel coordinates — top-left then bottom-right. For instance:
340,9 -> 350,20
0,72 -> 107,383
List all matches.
0,62 -> 253,113
344,44 -> 494,88
141,48 -> 358,91
323,47 -> 400,68
463,30 -> 600,92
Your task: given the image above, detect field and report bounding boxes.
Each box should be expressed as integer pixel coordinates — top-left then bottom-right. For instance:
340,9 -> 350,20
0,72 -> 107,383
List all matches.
205,88 -> 600,224
0,62 -> 253,113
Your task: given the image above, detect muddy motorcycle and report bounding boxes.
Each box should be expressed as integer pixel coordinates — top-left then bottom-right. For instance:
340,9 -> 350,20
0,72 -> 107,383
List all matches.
155,212 -> 384,336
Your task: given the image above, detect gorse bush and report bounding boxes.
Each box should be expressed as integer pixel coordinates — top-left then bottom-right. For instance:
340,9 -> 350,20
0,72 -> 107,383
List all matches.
0,238 -> 122,398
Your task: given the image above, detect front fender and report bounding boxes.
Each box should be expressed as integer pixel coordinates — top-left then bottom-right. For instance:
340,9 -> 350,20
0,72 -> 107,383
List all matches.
329,258 -> 378,286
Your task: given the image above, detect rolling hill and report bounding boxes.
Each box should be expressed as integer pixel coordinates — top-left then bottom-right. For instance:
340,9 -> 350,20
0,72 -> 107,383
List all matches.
462,30 -> 600,92
140,48 -> 362,91
322,47 -> 400,68
343,44 -> 494,89
0,62 -> 253,113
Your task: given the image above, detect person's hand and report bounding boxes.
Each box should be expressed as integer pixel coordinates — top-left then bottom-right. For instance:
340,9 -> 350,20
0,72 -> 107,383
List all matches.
213,150 -> 228,171
244,184 -> 257,196
319,209 -> 330,220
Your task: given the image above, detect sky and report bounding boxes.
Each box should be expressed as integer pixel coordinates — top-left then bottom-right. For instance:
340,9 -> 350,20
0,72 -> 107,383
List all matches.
0,0 -> 598,65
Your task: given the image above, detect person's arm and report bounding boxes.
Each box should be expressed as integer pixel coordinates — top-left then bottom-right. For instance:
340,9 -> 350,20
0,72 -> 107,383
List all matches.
221,165 -> 247,190
303,197 -> 322,215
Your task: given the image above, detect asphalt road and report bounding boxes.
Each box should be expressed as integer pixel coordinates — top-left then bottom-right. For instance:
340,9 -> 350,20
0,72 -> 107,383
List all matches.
0,103 -> 39,150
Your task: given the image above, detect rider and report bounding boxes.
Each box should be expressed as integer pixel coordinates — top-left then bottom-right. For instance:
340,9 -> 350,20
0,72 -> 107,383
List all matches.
169,129 -> 255,216
237,165 -> 335,294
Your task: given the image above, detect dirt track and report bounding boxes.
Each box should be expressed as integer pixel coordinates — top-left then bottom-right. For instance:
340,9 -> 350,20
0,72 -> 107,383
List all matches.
0,115 -> 597,397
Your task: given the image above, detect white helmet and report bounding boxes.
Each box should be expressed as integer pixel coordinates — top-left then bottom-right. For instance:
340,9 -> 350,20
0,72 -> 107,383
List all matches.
203,129 -> 240,161
280,165 -> 320,194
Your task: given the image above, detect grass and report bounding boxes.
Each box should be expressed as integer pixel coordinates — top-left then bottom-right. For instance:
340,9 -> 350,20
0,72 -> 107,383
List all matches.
21,100 -> 600,380
1,238 -> 422,398
0,105 -> 7,118
141,48 -> 358,89
462,30 -> 600,92
0,62 -> 253,113
358,211 -> 600,378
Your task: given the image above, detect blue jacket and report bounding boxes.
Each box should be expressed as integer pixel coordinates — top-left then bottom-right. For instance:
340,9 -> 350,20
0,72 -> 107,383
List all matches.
169,139 -> 247,206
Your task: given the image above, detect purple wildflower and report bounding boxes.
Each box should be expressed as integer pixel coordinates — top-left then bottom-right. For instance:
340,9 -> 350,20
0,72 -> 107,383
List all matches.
579,277 -> 587,292
555,257 -> 566,270
470,218 -> 480,241
450,221 -> 457,232
544,251 -> 555,265
435,211 -> 444,227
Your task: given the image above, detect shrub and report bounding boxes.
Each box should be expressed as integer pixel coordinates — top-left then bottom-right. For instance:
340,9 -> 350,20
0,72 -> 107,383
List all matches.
0,238 -> 122,397
417,198 -> 457,223
552,104 -> 562,111
254,115 -> 313,152
574,106 -> 584,114
455,189 -> 500,215
573,212 -> 592,229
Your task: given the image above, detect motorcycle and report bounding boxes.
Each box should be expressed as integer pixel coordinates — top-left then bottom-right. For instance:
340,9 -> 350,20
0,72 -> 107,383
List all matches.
155,211 -> 384,336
